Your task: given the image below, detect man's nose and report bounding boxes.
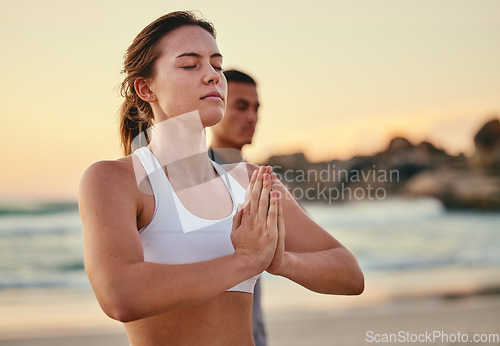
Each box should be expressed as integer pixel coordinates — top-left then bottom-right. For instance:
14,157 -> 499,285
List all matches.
247,110 -> 258,124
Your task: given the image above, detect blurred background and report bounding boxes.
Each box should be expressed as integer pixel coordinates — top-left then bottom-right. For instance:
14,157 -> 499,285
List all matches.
1,0 -> 499,345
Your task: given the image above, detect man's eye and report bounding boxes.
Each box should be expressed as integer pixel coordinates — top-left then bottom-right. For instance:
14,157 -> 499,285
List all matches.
213,66 -> 223,71
183,66 -> 196,69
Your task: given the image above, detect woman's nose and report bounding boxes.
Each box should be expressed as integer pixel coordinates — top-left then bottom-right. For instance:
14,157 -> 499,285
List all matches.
204,66 -> 220,85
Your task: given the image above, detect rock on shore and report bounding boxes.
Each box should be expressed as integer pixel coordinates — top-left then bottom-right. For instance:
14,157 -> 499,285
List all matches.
261,117 -> 500,210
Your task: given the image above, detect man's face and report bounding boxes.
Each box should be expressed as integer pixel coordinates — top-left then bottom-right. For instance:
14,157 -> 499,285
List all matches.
211,81 -> 259,149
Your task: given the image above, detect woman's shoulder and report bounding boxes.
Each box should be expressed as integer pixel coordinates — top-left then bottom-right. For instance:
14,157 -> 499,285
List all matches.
82,156 -> 134,180
80,156 -> 138,197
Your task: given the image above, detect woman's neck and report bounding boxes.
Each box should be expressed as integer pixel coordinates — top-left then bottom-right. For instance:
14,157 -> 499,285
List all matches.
149,111 -> 215,184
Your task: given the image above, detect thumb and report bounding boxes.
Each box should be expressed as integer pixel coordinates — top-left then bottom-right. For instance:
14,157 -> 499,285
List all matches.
231,204 -> 243,234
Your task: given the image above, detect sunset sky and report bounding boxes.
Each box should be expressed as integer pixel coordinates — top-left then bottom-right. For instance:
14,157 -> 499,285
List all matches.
1,0 -> 499,200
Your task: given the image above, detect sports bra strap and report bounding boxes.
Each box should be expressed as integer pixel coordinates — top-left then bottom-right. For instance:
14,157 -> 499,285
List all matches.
134,146 -> 170,199
135,146 -> 162,175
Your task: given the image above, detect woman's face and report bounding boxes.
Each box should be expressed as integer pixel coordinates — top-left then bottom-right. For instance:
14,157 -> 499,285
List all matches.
147,25 -> 227,127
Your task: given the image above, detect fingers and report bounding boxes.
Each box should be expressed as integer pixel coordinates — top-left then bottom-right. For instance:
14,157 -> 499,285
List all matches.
265,194 -> 286,275
270,172 -> 277,183
242,166 -> 275,227
257,172 -> 272,222
250,167 -> 265,217
242,169 -> 257,221
266,191 -> 279,231
277,193 -> 285,242
243,169 -> 257,208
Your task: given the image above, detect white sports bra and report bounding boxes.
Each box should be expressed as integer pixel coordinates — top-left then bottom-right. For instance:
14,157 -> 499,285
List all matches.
134,147 -> 258,293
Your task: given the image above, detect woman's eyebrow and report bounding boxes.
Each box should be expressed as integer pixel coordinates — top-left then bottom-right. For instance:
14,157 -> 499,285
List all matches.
176,52 -> 223,59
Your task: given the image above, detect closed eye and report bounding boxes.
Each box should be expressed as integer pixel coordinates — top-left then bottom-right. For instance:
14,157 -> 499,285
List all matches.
183,65 -> 197,69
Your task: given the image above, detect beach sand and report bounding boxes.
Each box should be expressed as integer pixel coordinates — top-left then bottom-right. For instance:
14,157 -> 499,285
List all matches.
1,267 -> 500,345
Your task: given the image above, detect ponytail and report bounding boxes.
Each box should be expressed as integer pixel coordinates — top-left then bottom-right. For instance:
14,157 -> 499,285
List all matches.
119,97 -> 153,156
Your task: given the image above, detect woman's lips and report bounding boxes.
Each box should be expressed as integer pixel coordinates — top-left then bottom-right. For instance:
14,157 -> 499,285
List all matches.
201,95 -> 223,101
201,92 -> 223,101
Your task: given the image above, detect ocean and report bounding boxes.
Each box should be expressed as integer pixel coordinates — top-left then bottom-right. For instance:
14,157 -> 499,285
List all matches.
1,197 -> 500,291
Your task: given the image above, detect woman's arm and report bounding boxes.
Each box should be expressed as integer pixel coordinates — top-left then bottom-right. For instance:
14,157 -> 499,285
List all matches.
266,175 -> 365,295
79,161 -> 278,322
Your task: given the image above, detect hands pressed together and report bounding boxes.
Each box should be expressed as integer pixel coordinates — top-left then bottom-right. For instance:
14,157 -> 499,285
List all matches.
231,166 -> 286,276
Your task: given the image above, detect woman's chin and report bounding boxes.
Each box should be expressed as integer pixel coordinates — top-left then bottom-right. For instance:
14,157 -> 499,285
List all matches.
201,111 -> 224,128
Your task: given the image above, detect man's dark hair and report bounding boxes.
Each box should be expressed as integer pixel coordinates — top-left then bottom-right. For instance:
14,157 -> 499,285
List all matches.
223,69 -> 257,86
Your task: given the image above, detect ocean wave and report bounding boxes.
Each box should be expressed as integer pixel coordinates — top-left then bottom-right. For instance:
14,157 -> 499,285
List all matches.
1,198 -> 499,291
0,277 -> 90,290
302,197 -> 446,227
0,225 -> 81,237
0,201 -> 78,216
0,210 -> 82,236
360,258 -> 500,272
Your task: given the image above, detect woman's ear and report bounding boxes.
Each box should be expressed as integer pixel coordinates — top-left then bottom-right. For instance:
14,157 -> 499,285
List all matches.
134,78 -> 157,102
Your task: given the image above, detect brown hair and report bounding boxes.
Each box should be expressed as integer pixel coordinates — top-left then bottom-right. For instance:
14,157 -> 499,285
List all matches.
223,69 -> 257,86
119,11 -> 216,155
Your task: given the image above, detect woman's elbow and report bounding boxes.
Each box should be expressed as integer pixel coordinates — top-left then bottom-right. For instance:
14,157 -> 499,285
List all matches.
106,307 -> 137,323
86,265 -> 144,322
344,264 -> 364,295
98,293 -> 139,323
350,271 -> 365,295
89,274 -> 141,322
